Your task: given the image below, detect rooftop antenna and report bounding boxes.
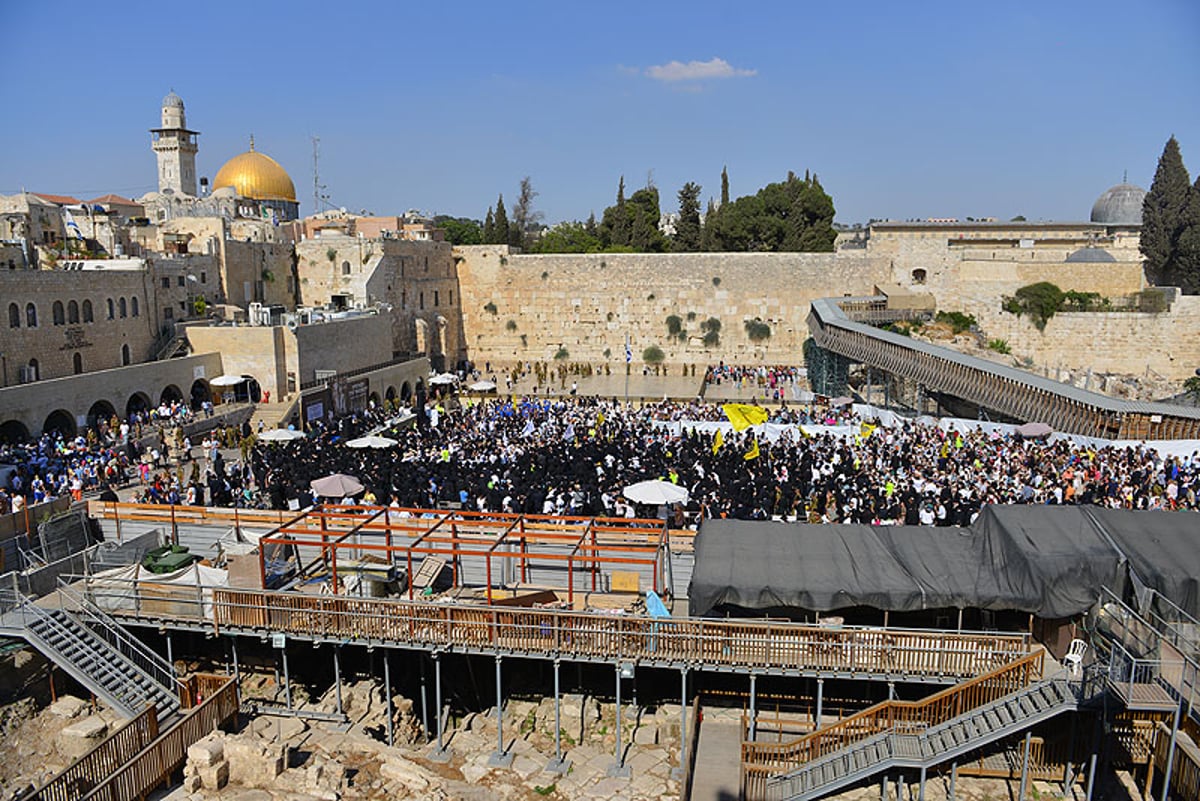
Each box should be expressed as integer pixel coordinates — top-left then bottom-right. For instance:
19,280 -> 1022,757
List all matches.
1122,169 -> 1128,184
311,135 -> 327,214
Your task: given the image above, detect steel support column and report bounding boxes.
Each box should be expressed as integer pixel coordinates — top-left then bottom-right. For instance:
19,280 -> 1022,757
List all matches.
429,652 -> 450,762
546,659 -> 570,774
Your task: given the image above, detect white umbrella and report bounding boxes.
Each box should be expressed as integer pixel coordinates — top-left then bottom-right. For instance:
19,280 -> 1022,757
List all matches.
428,373 -> 459,386
469,380 -> 497,392
345,435 -> 399,450
623,480 -> 689,506
258,428 -> 305,442
311,473 -> 364,497
210,374 -> 247,387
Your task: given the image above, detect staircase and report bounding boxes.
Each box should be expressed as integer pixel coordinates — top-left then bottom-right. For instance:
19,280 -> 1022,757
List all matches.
771,676 -> 1078,800
0,587 -> 183,721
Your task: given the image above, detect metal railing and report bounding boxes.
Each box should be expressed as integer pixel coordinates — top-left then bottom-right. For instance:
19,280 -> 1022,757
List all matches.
22,705 -> 159,801
55,580 -> 188,704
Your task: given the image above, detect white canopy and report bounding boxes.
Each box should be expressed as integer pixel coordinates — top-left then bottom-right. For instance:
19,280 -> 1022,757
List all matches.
623,479 -> 688,506
428,373 -> 459,386
210,374 -> 247,387
468,380 -> 497,392
345,435 -> 399,450
258,428 -> 305,442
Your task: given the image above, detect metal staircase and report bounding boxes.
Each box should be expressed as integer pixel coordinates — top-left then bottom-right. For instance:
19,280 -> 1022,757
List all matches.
0,586 -> 183,721
769,676 -> 1079,801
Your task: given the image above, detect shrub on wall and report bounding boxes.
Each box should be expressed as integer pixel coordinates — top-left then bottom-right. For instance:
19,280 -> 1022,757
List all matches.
933,310 -> 976,334
484,301 -> 498,315
642,345 -> 665,364
505,319 -> 518,331
1002,282 -> 1065,331
553,346 -> 569,360
744,318 -> 771,342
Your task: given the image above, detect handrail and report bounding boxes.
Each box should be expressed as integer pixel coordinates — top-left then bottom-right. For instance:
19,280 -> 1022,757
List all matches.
79,675 -> 238,801
55,579 -> 187,703
741,649 -> 1044,785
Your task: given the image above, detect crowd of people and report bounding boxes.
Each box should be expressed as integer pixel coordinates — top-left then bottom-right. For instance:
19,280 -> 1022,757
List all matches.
245,395 -> 1200,526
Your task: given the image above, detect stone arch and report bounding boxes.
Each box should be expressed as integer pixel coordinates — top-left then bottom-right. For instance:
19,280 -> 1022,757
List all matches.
400,381 -> 412,402
7,302 -> 18,328
124,392 -> 152,418
106,298 -> 115,320
385,385 -> 397,402
25,302 -> 37,327
911,268 -> 927,285
118,297 -> 127,318
121,344 -> 131,365
85,401 -> 115,433
43,410 -> 77,438
82,299 -> 93,323
68,300 -> 79,324
52,301 -> 65,326
369,391 -> 381,409
73,352 -> 83,374
160,384 -> 184,405
0,420 -> 31,445
131,297 -> 139,317
189,379 -> 211,409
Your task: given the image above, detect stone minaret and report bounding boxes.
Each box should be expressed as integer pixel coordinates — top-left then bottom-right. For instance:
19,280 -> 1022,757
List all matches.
151,91 -> 199,195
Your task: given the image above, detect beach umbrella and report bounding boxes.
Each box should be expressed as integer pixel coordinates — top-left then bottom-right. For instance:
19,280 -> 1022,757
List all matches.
829,396 -> 853,407
210,374 -> 246,387
345,435 -> 399,450
311,473 -> 364,497
469,380 -> 497,392
258,429 -> 305,442
1015,421 -> 1053,439
428,373 -> 459,386
623,480 -> 688,506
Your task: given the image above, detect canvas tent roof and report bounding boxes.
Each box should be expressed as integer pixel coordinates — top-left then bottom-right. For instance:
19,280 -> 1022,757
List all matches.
688,506 -> 1196,619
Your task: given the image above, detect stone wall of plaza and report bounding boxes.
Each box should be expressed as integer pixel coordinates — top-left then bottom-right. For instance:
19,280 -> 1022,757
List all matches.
0,264 -> 190,384
185,313 -> 395,403
452,246 -> 887,370
294,237 -> 465,369
0,353 -> 223,439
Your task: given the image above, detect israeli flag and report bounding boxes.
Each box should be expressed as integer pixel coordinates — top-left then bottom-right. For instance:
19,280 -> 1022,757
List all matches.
64,208 -> 84,240
625,337 -> 632,363
521,419 -> 534,438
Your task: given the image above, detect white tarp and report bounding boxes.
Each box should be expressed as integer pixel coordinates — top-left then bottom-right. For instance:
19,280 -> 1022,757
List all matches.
89,562 -> 229,618
218,527 -> 269,557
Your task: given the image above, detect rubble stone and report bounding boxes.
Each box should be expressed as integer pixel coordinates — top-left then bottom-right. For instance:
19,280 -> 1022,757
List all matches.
186,736 -> 225,768
198,759 -> 229,790
47,696 -> 89,719
57,715 -> 108,758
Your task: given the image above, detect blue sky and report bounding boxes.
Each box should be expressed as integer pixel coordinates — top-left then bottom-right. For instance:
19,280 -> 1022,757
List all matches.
2,0 -> 1198,225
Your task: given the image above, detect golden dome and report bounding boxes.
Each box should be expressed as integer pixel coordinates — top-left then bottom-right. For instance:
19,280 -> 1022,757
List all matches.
211,137 -> 296,203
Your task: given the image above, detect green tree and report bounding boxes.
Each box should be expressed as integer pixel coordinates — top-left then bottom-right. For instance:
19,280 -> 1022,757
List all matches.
510,176 -> 541,250
491,194 -> 510,246
627,187 -> 666,252
1142,136 -> 1191,285
672,181 -> 703,251
720,166 -> 730,206
531,221 -> 603,253
1174,174 -> 1200,294
642,345 -> 665,364
706,171 -> 835,252
600,176 -> 631,248
435,216 -> 482,245
482,207 -> 495,244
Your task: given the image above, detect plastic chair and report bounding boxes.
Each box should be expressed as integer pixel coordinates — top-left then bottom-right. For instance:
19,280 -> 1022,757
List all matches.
1063,638 -> 1087,677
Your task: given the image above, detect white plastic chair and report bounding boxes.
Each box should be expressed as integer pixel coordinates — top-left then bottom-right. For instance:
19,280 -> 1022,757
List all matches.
1063,638 -> 1087,678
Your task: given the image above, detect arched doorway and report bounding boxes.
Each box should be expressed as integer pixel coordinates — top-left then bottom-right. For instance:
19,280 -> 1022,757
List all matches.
190,379 -> 211,410
400,382 -> 412,402
43,410 -> 77,438
125,392 -> 152,419
0,420 -> 31,445
160,384 -> 184,406
242,377 -> 262,404
369,391 -> 381,409
87,400 -> 117,431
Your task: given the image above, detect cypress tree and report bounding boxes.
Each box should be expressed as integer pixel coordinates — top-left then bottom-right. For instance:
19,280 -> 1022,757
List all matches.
1141,136 -> 1191,285
483,207 -> 495,244
1174,174 -> 1200,294
673,181 -> 703,251
493,194 -> 510,246
720,166 -> 730,206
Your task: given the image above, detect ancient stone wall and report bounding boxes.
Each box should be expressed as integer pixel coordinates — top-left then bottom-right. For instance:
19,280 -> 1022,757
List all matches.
454,246 -> 887,369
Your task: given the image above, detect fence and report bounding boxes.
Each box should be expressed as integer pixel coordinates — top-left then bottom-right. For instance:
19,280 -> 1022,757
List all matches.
22,705 -> 160,801
79,674 -> 238,801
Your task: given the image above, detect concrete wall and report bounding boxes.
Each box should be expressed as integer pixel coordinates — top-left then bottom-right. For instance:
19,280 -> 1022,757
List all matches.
0,352 -> 223,437
453,246 -> 887,369
186,325 -> 293,403
294,314 -> 394,384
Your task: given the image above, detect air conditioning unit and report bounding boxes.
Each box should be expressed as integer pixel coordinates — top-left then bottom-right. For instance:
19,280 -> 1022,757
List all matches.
248,302 -> 268,326
283,313 -> 298,330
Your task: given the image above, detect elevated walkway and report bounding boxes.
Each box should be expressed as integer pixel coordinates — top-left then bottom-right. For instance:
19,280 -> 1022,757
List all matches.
690,708 -> 744,801
808,295 -> 1200,439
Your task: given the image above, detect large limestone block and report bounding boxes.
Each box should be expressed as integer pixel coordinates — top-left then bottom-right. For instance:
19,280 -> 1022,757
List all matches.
58,715 -> 108,758
187,736 -> 225,768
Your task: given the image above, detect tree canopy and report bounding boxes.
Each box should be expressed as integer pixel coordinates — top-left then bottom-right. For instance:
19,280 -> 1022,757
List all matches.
1142,136 -> 1191,287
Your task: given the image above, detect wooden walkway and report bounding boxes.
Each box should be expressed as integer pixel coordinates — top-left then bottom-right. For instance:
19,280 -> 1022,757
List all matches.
691,715 -> 744,801
808,296 -> 1200,439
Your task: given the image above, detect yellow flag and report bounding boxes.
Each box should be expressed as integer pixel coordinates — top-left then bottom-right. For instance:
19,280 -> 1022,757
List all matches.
723,403 -> 769,432
860,422 -> 877,439
712,428 -> 724,455
597,411 -> 605,426
744,438 -> 760,461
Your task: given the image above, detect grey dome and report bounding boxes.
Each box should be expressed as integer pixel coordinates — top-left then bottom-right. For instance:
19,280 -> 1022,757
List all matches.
1066,247 -> 1116,263
1090,182 -> 1146,225
162,91 -> 184,109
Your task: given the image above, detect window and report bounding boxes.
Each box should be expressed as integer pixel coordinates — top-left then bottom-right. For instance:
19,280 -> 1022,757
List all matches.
131,297 -> 139,317
342,261 -> 351,275
401,290 -> 406,308
119,298 -> 127,318
27,359 -> 38,380
8,303 -> 18,328
106,298 -> 114,320
73,352 -> 83,374
82,299 -> 93,323
68,300 -> 79,324
177,276 -> 185,287
200,271 -> 207,284
52,301 -> 65,326
434,291 -> 439,307
25,303 -> 37,327
121,344 -> 131,366
419,292 -> 424,310
163,306 -> 173,320
161,277 -> 170,289
912,268 -> 927,285
448,290 -> 453,306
